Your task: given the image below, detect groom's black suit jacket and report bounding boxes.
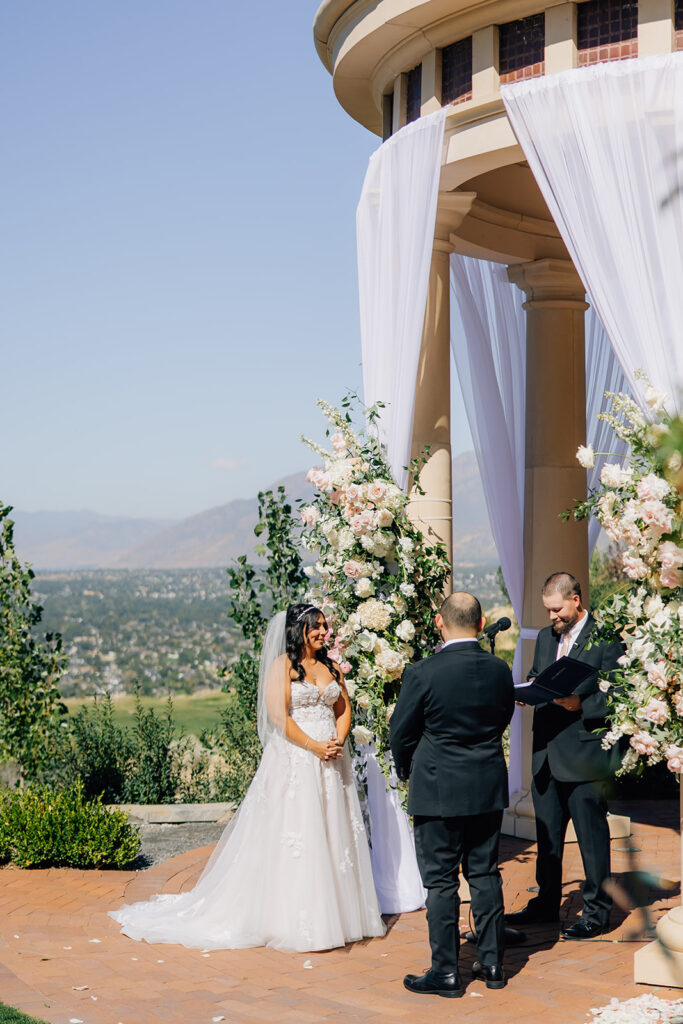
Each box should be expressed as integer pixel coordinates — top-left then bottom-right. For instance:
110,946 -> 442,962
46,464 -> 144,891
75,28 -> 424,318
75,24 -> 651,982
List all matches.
529,614 -> 624,782
390,641 -> 514,817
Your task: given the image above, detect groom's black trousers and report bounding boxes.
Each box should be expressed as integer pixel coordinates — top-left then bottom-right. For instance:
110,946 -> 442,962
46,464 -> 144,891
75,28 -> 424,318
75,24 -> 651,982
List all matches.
413,810 -> 505,973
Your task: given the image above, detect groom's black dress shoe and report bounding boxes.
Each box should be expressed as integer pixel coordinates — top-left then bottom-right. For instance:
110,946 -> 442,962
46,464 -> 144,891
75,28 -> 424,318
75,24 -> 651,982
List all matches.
472,961 -> 507,989
504,901 -> 559,925
403,969 -> 464,998
561,919 -> 610,940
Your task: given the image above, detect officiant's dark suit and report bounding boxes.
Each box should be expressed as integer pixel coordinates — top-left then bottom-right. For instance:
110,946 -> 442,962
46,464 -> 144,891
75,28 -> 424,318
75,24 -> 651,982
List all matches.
390,592 -> 514,997
506,571 -> 624,940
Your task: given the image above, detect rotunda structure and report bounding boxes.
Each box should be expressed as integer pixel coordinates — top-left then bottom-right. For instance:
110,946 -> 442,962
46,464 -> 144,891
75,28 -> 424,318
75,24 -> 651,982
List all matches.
314,0 -> 682,985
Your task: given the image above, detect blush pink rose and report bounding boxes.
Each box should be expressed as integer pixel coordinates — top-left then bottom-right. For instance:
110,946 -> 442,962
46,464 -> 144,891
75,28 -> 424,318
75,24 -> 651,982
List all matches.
622,553 -> 649,580
641,499 -> 673,536
630,730 -> 658,756
659,541 -> 683,569
637,473 -> 670,502
350,511 -> 375,535
666,745 -> 683,773
642,697 -> 669,725
368,481 -> 388,503
660,566 -> 683,589
340,661 -> 352,675
300,506 -> 319,527
342,560 -> 363,579
646,661 -> 669,689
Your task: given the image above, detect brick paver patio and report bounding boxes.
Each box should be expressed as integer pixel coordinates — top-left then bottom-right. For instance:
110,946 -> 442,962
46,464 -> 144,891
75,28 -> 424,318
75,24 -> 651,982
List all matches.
1,799 -> 681,1024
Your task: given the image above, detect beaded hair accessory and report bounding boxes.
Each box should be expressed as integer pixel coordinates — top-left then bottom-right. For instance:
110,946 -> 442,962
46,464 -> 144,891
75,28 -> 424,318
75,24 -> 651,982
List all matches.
296,605 -> 316,622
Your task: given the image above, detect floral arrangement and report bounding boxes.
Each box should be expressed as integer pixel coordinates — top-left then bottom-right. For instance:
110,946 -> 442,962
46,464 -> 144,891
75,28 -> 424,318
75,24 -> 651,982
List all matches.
585,994 -> 683,1024
571,378 -> 683,775
300,398 -> 451,779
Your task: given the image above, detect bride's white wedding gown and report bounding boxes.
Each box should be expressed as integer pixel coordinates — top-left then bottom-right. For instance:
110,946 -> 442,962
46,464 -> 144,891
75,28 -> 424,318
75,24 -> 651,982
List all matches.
110,679 -> 386,952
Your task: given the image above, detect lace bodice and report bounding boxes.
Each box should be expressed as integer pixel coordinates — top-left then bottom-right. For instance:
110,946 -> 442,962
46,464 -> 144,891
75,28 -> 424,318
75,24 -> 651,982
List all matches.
289,680 -> 340,740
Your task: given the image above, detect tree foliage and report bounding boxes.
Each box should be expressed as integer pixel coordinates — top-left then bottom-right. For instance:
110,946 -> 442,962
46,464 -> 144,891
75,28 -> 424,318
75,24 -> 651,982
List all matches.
0,504 -> 67,779
210,487 -> 306,799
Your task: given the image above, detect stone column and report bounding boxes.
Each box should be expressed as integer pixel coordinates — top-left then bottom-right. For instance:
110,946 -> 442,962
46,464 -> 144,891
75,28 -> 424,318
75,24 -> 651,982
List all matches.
407,237 -> 453,582
504,258 -> 590,837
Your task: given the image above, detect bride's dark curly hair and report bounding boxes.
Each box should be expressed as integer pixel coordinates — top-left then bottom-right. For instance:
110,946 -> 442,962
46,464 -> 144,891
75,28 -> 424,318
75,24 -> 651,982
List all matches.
286,604 -> 339,682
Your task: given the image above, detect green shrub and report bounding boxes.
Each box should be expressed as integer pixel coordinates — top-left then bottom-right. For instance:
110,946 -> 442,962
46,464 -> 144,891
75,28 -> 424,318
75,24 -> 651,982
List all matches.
50,692 -> 132,802
120,695 -> 183,804
0,781 -> 139,868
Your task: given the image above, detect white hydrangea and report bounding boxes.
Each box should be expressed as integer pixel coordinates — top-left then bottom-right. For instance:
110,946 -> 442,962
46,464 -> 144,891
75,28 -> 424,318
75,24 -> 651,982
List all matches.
400,583 -> 416,598
600,463 -> 634,488
358,599 -> 392,632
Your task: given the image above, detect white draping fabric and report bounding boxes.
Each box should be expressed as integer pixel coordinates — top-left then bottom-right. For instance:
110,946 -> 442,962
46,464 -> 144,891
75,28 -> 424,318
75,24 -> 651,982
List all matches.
357,107 -> 448,490
501,55 -> 683,412
365,753 -> 426,914
356,109 -> 447,914
449,254 -> 526,793
449,258 -> 624,791
585,307 -> 629,553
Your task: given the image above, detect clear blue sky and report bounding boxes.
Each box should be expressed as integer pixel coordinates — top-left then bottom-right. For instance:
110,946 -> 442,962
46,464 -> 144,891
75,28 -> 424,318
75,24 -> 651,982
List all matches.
2,1 -> 472,520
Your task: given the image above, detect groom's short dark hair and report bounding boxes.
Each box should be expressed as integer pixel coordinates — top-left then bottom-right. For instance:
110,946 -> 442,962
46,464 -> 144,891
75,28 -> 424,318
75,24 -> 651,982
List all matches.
440,592 -> 481,631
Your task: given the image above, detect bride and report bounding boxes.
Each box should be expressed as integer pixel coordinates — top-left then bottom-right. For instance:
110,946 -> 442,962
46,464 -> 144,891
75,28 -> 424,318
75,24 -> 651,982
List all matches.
110,603 -> 386,952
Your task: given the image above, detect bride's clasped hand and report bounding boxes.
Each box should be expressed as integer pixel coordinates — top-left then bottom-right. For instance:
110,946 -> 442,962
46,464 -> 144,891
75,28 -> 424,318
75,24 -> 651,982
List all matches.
110,603 -> 386,953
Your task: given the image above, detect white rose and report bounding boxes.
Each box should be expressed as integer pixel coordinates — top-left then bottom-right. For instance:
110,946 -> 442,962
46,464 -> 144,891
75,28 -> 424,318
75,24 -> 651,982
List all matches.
376,508 -> 394,528
643,595 -> 664,618
576,444 -> 595,469
645,385 -> 669,414
352,725 -> 374,745
355,691 -> 371,710
646,423 -> 670,446
355,578 -> 374,598
390,594 -> 408,616
347,612 -> 361,632
337,528 -> 355,552
400,583 -> 416,598
345,680 -> 356,698
396,620 -> 416,642
357,630 -> 378,652
375,646 -> 406,679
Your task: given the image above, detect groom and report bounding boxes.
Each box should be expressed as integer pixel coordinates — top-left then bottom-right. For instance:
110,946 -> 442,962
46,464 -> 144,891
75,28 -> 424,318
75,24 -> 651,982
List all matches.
390,592 -> 514,997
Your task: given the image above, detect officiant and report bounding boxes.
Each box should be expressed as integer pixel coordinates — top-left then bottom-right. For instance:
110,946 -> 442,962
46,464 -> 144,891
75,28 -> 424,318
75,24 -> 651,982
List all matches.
505,571 -> 624,939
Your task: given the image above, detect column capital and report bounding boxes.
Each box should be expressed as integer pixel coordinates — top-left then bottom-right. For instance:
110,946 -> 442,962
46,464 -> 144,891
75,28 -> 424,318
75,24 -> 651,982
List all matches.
433,191 -> 477,252
507,258 -> 588,309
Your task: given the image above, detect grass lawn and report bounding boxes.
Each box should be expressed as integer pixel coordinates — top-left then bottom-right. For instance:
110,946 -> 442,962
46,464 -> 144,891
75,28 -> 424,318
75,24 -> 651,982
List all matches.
0,1005 -> 50,1024
63,691 -> 230,737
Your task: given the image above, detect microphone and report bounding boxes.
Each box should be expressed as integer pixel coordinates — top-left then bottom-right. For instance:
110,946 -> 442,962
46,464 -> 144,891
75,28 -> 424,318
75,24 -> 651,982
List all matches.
482,616 -> 512,639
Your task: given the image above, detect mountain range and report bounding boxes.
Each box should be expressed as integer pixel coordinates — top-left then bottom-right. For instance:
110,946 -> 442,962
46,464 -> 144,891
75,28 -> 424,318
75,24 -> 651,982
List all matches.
10,451 -> 496,570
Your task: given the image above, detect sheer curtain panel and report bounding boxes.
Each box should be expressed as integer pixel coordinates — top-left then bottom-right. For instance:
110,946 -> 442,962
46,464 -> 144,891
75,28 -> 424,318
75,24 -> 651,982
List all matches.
449,254 -> 526,791
357,107 -> 448,490
501,55 -> 683,411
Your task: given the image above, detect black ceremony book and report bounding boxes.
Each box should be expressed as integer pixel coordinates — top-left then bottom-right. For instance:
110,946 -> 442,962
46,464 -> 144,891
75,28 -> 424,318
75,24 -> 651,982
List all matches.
514,656 -> 597,706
